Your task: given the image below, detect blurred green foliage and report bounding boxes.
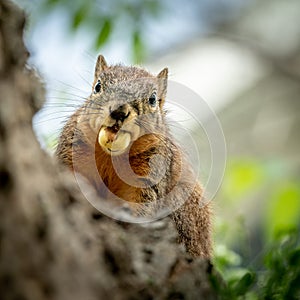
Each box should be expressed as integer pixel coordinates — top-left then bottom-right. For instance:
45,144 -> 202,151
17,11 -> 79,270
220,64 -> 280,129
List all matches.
213,158 -> 300,299
222,159 -> 265,202
19,0 -> 164,63
265,182 -> 300,239
212,229 -> 300,299
215,158 -> 300,242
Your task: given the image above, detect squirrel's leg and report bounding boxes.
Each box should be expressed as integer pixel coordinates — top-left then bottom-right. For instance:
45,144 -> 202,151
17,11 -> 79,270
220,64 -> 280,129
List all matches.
171,184 -> 212,258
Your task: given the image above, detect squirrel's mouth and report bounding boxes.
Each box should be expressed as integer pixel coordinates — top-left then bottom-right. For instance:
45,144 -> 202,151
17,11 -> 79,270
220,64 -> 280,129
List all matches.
98,125 -> 131,156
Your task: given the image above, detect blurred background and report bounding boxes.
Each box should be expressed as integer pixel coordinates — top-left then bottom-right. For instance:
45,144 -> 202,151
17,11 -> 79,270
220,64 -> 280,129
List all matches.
14,0 -> 300,297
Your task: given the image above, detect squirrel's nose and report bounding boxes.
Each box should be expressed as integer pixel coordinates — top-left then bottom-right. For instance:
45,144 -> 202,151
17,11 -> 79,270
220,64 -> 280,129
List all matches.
110,105 -> 130,122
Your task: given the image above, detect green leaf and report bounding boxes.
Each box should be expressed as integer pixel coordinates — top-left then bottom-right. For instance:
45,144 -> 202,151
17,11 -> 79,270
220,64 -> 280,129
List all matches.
95,19 -> 112,48
289,248 -> 300,266
222,159 -> 264,202
46,0 -> 60,5
145,0 -> 161,16
72,4 -> 89,30
285,273 -> 300,299
132,31 -> 145,63
213,244 -> 241,272
264,182 -> 300,239
232,272 -> 255,296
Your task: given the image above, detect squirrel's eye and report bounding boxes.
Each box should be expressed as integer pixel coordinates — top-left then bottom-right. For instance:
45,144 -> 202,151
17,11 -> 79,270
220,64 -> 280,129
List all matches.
94,80 -> 101,93
148,92 -> 157,107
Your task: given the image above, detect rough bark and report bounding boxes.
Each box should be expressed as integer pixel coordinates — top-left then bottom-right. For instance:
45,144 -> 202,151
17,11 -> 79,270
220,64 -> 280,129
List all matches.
0,1 -> 217,299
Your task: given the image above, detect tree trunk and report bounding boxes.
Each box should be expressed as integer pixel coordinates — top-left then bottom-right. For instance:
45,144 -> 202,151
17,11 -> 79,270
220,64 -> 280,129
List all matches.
0,1 -> 217,299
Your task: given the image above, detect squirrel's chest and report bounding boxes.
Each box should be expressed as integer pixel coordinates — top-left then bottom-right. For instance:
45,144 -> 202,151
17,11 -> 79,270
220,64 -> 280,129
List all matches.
95,149 -> 172,203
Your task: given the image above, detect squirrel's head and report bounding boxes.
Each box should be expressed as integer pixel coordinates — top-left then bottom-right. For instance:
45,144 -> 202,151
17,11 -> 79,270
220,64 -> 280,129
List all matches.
83,54 -> 168,156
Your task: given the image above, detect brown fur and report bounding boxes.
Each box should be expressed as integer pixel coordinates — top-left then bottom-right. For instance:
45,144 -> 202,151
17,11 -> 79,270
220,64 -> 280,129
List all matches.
55,55 -> 212,258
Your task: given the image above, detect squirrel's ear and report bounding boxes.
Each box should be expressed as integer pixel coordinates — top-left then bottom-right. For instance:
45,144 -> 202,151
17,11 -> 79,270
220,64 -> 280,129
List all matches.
157,67 -> 168,79
157,68 -> 168,107
93,54 -> 108,84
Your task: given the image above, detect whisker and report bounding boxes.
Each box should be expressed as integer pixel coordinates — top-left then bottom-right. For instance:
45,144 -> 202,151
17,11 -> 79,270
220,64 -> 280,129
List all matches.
35,115 -> 72,124
82,51 -> 95,63
36,110 -> 105,124
50,80 -> 88,94
77,72 -> 93,90
47,91 -> 87,100
44,102 -> 82,106
46,96 -> 86,102
36,111 -> 73,120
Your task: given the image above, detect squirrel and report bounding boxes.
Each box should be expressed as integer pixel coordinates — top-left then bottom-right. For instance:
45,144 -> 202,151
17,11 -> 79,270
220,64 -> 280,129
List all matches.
55,55 -> 212,258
